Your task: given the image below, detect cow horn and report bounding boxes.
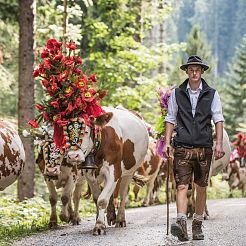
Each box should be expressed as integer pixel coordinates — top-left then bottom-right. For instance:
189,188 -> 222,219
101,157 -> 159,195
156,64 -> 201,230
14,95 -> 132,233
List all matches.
22,129 -> 46,139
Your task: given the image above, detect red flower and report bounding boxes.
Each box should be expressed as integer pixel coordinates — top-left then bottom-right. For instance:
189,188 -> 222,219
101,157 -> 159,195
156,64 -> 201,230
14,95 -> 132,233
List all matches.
75,79 -> 86,89
32,69 -> 39,77
46,39 -> 62,51
66,40 -> 76,50
35,104 -> 44,110
28,119 -> 39,128
43,111 -> 50,121
38,63 -> 46,74
41,49 -> 49,58
50,100 -> 59,109
53,114 -> 61,122
74,97 -> 82,108
43,58 -> 51,69
42,79 -> 49,88
57,119 -> 68,126
87,102 -> 104,117
74,56 -> 83,64
89,73 -> 97,82
82,91 -> 94,102
65,87 -> 74,97
74,68 -> 82,75
53,54 -> 64,62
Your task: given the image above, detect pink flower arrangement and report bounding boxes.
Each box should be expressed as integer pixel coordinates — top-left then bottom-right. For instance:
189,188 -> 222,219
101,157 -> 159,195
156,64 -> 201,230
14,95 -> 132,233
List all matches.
156,85 -> 175,159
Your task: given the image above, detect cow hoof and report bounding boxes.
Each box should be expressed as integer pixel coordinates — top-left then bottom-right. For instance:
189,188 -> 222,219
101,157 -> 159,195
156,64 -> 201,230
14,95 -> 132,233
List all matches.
49,221 -> 58,229
71,217 -> 81,225
115,220 -> 126,227
107,215 -> 116,226
204,215 -> 209,220
59,214 -> 69,223
142,202 -> 149,207
92,224 -> 106,236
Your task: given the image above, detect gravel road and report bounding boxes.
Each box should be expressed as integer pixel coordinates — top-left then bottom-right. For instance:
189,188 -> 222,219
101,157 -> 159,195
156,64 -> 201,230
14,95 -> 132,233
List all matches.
12,198 -> 246,246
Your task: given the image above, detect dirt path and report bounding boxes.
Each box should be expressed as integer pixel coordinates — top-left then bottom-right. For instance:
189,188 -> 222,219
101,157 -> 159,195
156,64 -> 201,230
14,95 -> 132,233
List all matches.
12,198 -> 246,246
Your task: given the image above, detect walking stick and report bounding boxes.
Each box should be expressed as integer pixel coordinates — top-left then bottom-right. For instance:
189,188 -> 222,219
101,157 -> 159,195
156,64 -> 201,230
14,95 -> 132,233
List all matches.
166,147 -> 170,235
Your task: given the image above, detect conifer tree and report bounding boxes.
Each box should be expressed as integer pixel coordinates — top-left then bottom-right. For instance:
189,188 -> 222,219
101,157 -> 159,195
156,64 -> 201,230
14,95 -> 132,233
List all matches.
223,35 -> 246,136
170,25 -> 215,85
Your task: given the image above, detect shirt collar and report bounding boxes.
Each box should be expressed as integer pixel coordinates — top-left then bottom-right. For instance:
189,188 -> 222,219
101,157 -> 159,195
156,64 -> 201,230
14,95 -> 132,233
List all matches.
186,80 -> 203,91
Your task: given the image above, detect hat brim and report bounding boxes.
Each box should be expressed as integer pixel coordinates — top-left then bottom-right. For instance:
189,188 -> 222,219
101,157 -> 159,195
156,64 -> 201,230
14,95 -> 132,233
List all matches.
180,62 -> 209,71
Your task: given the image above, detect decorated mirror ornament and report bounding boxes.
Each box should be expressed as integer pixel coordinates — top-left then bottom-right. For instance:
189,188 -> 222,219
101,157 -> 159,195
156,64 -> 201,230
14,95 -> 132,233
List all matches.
43,141 -> 63,166
64,117 -> 89,151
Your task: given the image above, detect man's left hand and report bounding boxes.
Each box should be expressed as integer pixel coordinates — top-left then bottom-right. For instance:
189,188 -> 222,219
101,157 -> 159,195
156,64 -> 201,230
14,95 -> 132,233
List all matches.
214,143 -> 225,160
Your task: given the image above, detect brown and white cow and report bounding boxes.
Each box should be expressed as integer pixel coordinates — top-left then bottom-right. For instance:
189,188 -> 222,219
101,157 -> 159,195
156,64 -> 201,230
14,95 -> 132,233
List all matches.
187,128 -> 231,219
132,141 -> 162,206
222,157 -> 246,198
62,107 -> 149,235
0,121 -> 25,191
34,128 -> 84,228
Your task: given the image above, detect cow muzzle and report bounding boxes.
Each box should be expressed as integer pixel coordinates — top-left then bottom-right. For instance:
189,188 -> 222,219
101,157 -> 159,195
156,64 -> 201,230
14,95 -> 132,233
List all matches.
67,151 -> 85,163
44,166 -> 61,179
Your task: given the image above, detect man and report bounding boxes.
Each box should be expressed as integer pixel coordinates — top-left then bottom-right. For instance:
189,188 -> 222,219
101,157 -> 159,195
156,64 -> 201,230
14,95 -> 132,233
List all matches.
164,55 -> 225,241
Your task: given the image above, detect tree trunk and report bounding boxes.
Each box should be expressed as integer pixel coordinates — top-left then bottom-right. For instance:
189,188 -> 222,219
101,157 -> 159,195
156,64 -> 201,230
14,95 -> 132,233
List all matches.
17,0 -> 36,201
63,0 -> 68,53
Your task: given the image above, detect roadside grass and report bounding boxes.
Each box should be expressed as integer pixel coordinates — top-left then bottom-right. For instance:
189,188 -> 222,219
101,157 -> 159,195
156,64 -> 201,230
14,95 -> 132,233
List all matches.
0,184 -> 96,245
0,196 -> 50,245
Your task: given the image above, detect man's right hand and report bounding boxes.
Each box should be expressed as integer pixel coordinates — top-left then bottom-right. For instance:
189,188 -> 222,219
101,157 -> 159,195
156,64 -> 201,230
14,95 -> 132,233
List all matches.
163,143 -> 173,158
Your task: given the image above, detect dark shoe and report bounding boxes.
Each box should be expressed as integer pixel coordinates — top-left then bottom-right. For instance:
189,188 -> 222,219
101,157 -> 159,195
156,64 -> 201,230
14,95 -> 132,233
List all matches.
192,219 -> 204,240
171,218 -> 189,241
80,153 -> 97,169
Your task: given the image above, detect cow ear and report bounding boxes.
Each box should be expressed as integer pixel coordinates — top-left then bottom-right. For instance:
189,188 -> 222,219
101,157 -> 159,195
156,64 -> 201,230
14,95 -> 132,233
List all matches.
94,112 -> 113,126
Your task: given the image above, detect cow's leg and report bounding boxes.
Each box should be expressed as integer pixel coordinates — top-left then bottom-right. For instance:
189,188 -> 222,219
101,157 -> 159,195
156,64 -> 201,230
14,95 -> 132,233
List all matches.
115,175 -> 132,227
84,170 -> 102,220
93,167 -> 117,235
60,176 -> 75,223
133,184 -> 140,202
107,194 -> 116,226
46,181 -> 58,228
71,176 -> 84,225
143,179 -> 154,207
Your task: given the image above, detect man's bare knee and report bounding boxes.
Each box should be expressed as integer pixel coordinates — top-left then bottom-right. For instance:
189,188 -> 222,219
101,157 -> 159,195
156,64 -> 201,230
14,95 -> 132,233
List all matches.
177,184 -> 188,191
195,184 -> 207,192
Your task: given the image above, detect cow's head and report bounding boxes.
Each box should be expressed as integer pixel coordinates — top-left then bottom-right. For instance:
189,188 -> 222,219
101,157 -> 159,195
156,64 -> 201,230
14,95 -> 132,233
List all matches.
65,113 -> 113,164
42,140 -> 64,178
33,126 -> 64,179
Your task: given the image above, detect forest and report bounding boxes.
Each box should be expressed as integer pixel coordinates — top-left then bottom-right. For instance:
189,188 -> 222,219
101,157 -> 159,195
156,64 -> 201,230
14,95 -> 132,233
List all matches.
0,0 -> 245,244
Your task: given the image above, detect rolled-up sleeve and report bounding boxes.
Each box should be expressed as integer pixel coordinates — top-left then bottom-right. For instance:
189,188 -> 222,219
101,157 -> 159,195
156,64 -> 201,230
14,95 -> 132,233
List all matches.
165,89 -> 178,125
211,91 -> 224,123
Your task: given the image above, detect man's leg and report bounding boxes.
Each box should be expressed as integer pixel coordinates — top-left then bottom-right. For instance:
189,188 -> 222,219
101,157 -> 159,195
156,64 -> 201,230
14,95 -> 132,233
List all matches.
171,184 -> 189,241
192,184 -> 206,240
176,184 -> 189,214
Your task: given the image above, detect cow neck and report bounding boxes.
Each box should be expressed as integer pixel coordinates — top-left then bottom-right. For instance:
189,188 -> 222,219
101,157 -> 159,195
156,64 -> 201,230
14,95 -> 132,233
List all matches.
91,125 -> 102,154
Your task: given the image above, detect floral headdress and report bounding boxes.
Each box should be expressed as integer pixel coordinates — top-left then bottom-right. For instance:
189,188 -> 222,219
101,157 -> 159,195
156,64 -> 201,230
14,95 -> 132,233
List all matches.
28,39 -> 107,149
156,85 -> 175,159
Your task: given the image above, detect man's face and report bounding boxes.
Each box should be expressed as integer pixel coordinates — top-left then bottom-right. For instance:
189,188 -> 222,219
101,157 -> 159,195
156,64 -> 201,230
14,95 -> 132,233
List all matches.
186,65 -> 203,82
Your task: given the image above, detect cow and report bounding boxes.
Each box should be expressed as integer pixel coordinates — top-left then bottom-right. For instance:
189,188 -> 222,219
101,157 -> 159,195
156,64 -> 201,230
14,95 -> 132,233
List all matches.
0,120 -> 25,191
222,150 -> 246,198
132,141 -> 163,206
50,106 -> 149,235
34,127 -> 84,228
186,128 -> 231,219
